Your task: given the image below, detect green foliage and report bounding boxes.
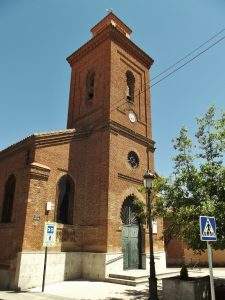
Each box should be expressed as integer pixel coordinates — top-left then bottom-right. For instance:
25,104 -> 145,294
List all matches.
180,264 -> 189,280
133,197 -> 147,223
154,106 -> 225,252
137,186 -> 158,223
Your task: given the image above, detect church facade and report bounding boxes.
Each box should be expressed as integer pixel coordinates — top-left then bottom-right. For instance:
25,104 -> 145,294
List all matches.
0,13 -> 165,290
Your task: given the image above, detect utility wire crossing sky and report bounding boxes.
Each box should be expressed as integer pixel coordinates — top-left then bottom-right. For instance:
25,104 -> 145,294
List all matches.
111,28 -> 225,113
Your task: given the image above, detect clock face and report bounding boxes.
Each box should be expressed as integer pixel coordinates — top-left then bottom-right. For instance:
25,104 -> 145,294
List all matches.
128,111 -> 137,123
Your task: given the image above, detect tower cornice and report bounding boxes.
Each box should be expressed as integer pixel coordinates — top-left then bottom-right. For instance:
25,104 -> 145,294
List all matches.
67,25 -> 154,69
107,120 -> 155,151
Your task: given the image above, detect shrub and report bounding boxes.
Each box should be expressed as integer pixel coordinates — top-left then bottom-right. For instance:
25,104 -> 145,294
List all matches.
180,264 -> 189,280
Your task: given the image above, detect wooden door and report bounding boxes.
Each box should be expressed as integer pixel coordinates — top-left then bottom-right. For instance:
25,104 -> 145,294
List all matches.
122,225 -> 139,269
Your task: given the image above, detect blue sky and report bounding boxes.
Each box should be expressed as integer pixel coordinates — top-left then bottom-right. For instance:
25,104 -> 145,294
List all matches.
0,0 -> 224,176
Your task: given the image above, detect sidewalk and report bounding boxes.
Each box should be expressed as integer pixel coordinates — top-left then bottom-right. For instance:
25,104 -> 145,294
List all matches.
0,267 -> 225,300
0,280 -> 156,300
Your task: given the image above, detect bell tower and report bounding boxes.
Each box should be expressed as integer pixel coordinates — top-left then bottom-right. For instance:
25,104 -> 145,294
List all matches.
66,13 -> 162,277
67,12 -> 153,140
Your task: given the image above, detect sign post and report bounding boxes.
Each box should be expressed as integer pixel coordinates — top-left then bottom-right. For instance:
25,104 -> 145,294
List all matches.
42,245 -> 48,293
199,216 -> 216,300
42,222 -> 57,292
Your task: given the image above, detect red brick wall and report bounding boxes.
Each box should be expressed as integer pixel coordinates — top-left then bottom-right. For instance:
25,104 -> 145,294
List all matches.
105,37 -> 163,253
19,131 -> 110,253
67,39 -> 111,130
0,147 -> 30,267
165,239 -> 185,266
22,142 -> 71,251
110,41 -> 152,139
166,238 -> 225,267
184,248 -> 225,267
67,132 -> 109,252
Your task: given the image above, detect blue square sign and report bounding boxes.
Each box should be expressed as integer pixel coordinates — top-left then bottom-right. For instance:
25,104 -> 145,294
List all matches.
47,225 -> 54,234
43,222 -> 57,247
200,216 -> 217,241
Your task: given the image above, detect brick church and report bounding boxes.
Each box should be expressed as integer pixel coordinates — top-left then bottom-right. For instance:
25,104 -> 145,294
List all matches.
0,13 -> 166,289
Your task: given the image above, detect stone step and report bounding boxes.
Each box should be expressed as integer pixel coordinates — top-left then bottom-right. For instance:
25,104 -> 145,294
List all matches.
106,271 -> 180,286
108,273 -> 149,281
105,277 -> 140,286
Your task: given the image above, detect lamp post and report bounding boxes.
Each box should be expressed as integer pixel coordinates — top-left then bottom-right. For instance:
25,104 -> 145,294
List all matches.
143,170 -> 158,300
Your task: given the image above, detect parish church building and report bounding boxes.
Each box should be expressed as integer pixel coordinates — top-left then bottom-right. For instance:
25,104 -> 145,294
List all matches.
0,12 -> 224,289
2,13 -> 222,290
0,13 -> 165,289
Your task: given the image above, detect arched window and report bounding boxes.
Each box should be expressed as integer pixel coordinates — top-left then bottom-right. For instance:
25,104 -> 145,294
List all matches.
86,71 -> 95,101
120,195 -> 139,225
1,174 -> 16,223
126,71 -> 135,102
56,175 -> 74,225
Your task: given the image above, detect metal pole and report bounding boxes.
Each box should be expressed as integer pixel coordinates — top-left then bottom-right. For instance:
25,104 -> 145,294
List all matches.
207,241 -> 215,300
147,188 -> 158,300
42,246 -> 48,292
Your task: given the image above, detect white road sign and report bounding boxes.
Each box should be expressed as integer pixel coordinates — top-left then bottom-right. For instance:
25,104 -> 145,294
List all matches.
43,222 -> 57,247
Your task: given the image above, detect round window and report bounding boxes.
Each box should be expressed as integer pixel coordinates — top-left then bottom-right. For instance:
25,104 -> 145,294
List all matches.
128,151 -> 139,168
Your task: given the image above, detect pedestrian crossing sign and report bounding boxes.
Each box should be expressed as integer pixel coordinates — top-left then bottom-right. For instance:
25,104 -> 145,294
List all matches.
200,216 -> 217,241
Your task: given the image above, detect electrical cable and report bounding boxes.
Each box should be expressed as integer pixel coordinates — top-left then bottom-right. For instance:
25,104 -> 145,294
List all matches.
150,34 -> 225,88
151,27 -> 225,81
110,32 -> 225,113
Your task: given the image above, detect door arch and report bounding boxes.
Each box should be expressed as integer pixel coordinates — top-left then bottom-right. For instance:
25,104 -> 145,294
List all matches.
121,195 -> 142,270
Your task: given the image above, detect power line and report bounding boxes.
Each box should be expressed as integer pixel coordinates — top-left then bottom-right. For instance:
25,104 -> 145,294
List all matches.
151,27 -> 225,81
151,34 -> 225,88
120,27 -> 225,92
110,28 -> 225,113
110,32 -> 225,113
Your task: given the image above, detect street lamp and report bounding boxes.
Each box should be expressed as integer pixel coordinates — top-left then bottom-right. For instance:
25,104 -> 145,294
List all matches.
143,170 -> 158,300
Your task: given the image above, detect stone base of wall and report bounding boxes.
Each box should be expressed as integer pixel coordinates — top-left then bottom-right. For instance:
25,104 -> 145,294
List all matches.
13,251 -> 109,290
14,251 -> 82,290
1,250 -> 166,290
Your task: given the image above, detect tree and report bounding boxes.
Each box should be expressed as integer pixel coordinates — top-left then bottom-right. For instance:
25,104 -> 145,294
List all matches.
154,106 -> 225,252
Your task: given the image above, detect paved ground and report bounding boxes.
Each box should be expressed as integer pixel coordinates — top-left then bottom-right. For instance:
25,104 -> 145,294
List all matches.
0,268 -> 225,300
0,281 -> 157,300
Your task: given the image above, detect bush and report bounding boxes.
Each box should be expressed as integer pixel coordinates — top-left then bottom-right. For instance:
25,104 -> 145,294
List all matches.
180,264 -> 189,280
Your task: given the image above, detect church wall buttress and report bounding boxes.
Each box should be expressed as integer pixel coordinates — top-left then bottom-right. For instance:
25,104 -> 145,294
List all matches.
68,131 -> 109,252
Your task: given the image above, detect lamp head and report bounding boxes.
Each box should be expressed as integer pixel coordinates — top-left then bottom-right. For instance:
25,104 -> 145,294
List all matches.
143,171 -> 155,189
